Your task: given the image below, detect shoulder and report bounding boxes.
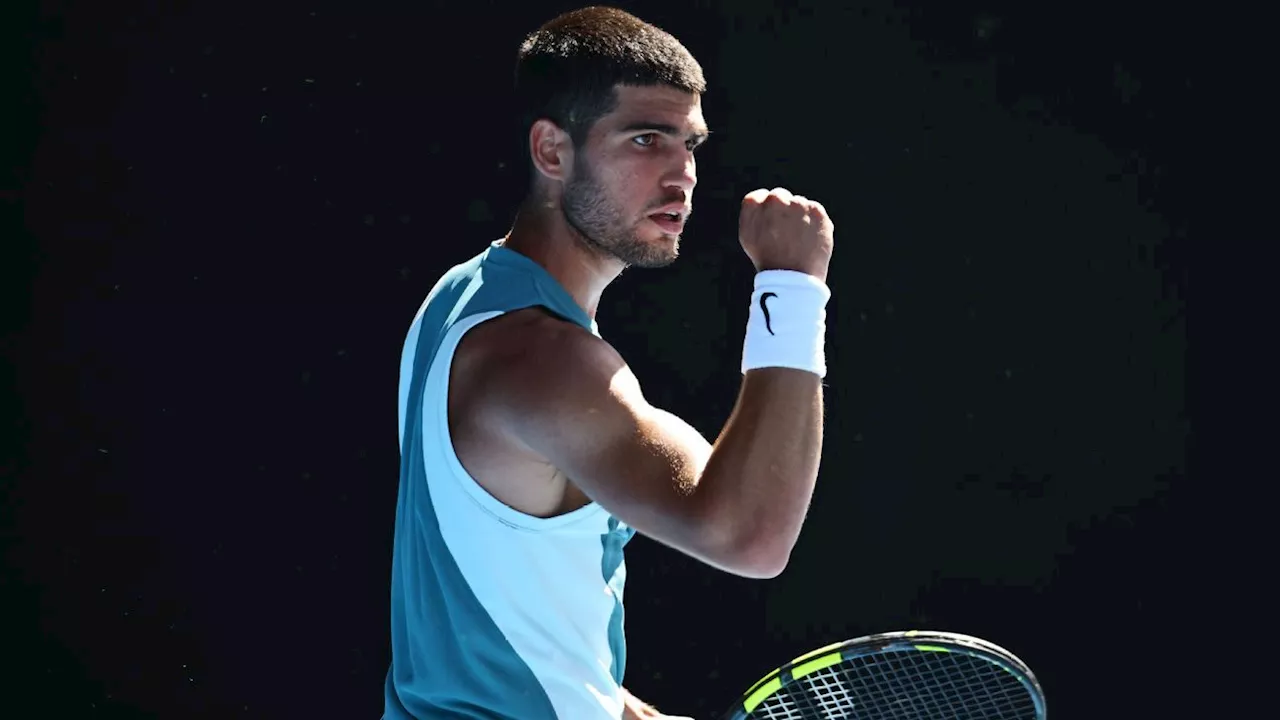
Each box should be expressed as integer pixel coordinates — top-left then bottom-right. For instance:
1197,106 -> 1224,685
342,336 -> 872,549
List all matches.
461,307 -> 619,377
457,307 -> 638,434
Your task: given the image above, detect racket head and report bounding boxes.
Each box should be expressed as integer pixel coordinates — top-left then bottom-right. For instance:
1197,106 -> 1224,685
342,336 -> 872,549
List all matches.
721,630 -> 1046,720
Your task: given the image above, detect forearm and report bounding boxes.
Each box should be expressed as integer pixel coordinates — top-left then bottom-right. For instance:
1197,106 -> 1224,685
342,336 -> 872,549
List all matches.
697,366 -> 824,575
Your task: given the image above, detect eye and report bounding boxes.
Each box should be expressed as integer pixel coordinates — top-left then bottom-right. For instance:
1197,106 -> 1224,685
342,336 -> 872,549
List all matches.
632,133 -> 657,148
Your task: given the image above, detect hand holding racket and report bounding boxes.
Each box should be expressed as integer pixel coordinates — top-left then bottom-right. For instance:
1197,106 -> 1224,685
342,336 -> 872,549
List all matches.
622,686 -> 695,720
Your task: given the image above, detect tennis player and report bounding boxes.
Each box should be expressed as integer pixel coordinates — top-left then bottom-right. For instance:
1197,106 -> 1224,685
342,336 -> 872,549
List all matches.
382,7 -> 835,719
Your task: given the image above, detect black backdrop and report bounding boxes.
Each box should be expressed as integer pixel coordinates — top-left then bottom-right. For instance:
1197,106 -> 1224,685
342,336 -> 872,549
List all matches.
5,0 -> 1194,717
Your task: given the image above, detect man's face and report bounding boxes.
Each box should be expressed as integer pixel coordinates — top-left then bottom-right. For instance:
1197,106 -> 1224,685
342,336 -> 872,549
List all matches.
561,84 -> 708,268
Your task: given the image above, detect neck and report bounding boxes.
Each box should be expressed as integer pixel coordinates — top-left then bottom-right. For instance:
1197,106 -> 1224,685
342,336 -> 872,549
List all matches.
499,194 -> 624,321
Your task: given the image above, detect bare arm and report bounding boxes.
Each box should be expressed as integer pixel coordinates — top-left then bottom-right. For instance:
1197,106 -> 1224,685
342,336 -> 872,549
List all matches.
484,190 -> 832,578
488,314 -> 821,578
697,366 -> 823,575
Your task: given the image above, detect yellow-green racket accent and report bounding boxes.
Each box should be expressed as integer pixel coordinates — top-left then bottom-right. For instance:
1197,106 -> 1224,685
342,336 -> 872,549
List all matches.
790,651 -> 843,679
742,677 -> 781,713
742,647 -> 845,713
738,640 -> 844,706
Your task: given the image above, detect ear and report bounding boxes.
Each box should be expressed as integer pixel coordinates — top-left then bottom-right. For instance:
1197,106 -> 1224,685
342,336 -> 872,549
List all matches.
528,118 -> 573,184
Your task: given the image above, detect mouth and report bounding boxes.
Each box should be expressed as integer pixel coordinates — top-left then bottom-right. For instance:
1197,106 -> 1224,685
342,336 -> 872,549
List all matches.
647,211 -> 685,234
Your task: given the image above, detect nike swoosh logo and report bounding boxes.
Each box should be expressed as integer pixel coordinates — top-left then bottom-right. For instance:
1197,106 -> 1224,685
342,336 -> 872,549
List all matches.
760,292 -> 777,335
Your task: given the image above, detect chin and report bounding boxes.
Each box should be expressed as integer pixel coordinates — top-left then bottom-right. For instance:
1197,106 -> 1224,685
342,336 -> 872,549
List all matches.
646,226 -> 681,244
648,245 -> 681,268
623,241 -> 678,268
608,227 -> 680,268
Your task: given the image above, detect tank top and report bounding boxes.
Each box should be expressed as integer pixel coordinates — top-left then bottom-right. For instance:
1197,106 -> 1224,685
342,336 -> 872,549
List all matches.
382,239 -> 636,719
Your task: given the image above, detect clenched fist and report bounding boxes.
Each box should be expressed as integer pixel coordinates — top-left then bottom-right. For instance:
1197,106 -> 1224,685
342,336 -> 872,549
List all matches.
739,187 -> 834,283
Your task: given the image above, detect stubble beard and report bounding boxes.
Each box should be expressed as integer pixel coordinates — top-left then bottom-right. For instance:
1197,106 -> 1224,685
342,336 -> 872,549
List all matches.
560,158 -> 678,270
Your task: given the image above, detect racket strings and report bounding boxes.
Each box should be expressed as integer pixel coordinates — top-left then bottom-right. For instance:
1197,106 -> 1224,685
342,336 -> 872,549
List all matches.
749,648 -> 1038,719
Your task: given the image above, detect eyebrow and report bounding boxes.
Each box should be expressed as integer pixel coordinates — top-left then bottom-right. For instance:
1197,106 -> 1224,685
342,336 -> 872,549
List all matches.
617,121 -> 712,145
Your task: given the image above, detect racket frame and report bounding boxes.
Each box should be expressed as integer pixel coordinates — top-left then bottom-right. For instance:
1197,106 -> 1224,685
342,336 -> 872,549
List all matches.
721,630 -> 1046,720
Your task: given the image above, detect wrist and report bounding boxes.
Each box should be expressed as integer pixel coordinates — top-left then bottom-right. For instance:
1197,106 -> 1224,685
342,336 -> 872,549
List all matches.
741,270 -> 831,377
753,269 -> 831,293
756,264 -> 828,283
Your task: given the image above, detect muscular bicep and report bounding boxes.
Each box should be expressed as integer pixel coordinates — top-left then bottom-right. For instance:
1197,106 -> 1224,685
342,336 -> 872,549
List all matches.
491,324 -> 750,575
583,368 -> 713,502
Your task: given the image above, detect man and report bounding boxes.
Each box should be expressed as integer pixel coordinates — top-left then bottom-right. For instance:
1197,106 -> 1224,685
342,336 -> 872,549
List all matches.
383,7 -> 835,719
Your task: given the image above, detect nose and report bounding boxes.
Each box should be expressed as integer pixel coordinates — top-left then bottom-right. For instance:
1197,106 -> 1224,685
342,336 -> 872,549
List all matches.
665,151 -> 697,195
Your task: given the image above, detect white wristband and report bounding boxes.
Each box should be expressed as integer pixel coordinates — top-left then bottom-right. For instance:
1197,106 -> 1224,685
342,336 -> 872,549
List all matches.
741,270 -> 831,377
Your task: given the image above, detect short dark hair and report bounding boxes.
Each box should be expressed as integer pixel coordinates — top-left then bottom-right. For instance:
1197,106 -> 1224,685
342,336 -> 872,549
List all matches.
514,6 -> 706,151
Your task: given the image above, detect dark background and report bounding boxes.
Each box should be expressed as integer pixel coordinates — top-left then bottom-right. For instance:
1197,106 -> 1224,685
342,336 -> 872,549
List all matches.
4,0 -> 1196,717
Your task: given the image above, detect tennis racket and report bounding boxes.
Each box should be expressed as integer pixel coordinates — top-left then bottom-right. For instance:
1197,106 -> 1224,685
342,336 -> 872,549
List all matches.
719,630 -> 1046,720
